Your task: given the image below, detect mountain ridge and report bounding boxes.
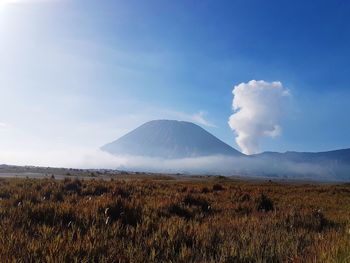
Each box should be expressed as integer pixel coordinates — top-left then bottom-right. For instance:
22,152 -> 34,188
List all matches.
255,148 -> 350,163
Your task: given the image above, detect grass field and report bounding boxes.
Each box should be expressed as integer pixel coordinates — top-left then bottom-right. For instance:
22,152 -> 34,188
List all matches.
0,175 -> 349,262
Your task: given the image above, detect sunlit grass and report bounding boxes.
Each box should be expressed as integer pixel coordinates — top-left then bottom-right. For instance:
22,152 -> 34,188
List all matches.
0,176 -> 349,262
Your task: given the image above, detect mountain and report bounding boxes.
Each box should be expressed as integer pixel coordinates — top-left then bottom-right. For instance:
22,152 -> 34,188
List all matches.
251,149 -> 350,180
101,119 -> 350,181
256,148 -> 350,163
101,120 -> 242,158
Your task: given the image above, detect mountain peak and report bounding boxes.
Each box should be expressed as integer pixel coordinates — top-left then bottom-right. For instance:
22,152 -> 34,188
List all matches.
101,119 -> 242,158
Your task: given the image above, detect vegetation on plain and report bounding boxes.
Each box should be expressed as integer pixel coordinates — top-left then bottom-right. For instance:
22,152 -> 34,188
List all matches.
0,176 -> 349,262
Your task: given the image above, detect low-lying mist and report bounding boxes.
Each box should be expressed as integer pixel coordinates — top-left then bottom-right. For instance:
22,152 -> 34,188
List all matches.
1,149 -> 349,181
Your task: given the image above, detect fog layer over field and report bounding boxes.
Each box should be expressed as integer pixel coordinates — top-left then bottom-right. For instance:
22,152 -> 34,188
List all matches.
1,149 -> 349,181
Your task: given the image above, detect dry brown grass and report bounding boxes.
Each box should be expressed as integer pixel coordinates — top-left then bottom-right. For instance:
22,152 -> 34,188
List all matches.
0,176 -> 349,262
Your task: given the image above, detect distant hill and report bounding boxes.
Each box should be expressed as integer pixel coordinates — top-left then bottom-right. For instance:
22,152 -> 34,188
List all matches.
256,148 -> 350,163
251,149 -> 350,180
101,120 -> 242,158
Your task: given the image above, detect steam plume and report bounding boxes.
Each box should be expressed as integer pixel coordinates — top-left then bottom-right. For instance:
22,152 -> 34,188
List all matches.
228,80 -> 290,154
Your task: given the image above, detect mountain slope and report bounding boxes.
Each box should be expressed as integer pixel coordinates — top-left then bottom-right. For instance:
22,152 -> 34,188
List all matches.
101,120 -> 242,158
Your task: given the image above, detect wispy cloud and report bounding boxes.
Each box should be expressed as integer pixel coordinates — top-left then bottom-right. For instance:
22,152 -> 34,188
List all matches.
164,110 -> 216,128
191,111 -> 216,127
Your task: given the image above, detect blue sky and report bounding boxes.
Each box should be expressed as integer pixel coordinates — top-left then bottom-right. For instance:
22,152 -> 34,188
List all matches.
0,0 -> 350,165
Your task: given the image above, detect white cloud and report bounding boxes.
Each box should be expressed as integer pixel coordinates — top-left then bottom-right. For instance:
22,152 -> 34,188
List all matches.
191,111 -> 216,127
163,110 -> 216,128
228,80 -> 290,155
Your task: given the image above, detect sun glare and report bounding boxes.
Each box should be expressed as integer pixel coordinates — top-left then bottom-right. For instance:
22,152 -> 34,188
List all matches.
0,0 -> 17,11
0,0 -> 8,9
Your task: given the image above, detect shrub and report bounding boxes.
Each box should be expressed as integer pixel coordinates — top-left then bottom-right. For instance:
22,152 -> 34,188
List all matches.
212,184 -> 224,191
255,193 -> 274,212
63,179 -> 82,194
180,187 -> 187,192
201,187 -> 210,193
0,191 -> 11,199
83,185 -> 109,196
43,190 -> 52,200
165,204 -> 192,220
105,199 -> 142,227
183,194 -> 211,213
53,191 -> 64,202
27,206 -> 75,226
112,187 -> 132,199
285,209 -> 335,232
